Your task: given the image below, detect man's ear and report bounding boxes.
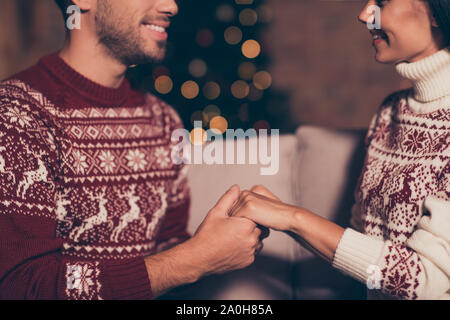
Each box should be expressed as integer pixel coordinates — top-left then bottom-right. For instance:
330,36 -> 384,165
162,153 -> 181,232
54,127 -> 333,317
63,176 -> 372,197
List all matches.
71,0 -> 95,11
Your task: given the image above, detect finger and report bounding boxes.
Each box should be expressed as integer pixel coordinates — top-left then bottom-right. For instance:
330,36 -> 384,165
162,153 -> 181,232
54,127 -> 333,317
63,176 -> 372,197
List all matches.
251,185 -> 280,201
228,194 -> 243,217
211,185 -> 240,217
258,226 -> 270,240
228,190 -> 251,217
252,227 -> 262,239
255,242 -> 264,255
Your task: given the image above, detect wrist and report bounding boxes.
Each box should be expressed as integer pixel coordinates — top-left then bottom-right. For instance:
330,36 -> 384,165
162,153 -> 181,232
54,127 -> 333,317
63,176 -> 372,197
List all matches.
143,239 -> 205,297
288,207 -> 308,235
178,237 -> 208,281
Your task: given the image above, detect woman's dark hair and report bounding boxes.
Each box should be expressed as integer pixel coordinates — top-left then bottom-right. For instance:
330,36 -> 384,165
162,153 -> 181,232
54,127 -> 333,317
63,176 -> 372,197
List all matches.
54,0 -> 72,18
427,0 -> 450,47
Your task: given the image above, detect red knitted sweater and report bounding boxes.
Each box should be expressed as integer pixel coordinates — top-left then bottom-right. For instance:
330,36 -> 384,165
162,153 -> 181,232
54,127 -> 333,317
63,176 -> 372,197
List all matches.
0,53 -> 190,300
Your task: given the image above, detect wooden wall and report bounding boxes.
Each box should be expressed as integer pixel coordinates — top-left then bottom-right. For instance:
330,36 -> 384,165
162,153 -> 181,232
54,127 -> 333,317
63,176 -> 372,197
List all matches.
0,0 -> 65,80
264,0 -> 407,129
0,0 -> 408,129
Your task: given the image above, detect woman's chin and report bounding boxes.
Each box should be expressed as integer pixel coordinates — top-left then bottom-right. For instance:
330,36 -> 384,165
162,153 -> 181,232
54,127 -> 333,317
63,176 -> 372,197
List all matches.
374,51 -> 397,65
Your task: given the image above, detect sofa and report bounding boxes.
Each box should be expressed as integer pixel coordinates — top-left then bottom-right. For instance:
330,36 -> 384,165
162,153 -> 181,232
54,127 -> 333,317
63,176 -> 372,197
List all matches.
165,125 -> 369,300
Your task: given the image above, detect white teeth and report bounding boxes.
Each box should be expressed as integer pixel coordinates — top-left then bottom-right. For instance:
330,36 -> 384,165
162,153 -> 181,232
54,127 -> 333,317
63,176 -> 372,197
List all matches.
373,35 -> 380,40
145,24 -> 166,33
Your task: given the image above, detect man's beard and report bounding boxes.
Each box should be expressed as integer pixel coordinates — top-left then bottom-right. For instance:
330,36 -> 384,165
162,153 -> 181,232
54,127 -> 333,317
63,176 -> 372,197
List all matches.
94,2 -> 166,66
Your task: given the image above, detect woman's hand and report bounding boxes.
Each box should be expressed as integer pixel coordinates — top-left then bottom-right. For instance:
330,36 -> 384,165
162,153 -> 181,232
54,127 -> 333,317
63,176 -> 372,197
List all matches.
229,185 -> 300,232
230,185 -> 345,263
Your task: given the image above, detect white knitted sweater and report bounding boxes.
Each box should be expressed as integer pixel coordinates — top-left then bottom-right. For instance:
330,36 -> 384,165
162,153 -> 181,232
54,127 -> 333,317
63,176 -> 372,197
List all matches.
332,48 -> 450,300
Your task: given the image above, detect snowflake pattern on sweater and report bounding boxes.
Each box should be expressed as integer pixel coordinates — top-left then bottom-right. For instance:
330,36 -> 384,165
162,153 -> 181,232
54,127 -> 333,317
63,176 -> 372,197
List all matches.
356,90 -> 449,299
0,60 -> 190,299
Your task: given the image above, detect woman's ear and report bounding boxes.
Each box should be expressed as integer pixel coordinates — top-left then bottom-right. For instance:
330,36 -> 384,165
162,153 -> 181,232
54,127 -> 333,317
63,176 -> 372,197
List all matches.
71,0 -> 94,12
426,3 -> 440,28
430,16 -> 439,28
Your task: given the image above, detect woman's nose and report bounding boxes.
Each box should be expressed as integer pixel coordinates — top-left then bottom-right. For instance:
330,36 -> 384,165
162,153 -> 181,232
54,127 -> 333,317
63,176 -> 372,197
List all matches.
358,1 -> 375,25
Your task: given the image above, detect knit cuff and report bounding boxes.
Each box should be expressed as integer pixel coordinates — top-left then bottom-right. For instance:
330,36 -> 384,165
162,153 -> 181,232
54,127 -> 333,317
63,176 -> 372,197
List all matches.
332,228 -> 385,284
100,258 -> 153,300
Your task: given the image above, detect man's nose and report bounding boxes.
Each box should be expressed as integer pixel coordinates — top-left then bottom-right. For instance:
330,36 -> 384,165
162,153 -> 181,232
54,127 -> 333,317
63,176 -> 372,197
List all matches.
157,0 -> 179,17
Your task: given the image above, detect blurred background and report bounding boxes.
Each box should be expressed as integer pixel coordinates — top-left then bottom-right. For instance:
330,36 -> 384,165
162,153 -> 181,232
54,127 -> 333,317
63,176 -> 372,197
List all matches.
0,0 -> 409,133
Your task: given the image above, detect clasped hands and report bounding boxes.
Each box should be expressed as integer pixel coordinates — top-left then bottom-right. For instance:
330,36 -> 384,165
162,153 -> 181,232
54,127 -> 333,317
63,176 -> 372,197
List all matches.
191,184 -> 299,277
229,185 -> 298,233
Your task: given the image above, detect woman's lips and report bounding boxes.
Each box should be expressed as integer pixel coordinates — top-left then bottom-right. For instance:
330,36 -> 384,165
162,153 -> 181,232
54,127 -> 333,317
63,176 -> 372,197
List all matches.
373,37 -> 386,46
371,30 -> 388,46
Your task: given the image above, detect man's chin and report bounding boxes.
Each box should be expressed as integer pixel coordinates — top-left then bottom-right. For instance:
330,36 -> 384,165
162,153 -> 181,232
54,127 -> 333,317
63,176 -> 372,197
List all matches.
140,45 -> 167,64
126,51 -> 166,66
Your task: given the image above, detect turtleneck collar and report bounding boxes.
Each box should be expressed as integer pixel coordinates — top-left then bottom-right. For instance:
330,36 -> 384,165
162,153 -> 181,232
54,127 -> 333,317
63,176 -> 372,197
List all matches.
38,52 -> 132,107
395,48 -> 450,113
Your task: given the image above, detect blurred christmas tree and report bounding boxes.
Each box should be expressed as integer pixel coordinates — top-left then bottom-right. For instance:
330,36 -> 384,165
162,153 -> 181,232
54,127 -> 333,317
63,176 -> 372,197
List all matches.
129,0 -> 292,135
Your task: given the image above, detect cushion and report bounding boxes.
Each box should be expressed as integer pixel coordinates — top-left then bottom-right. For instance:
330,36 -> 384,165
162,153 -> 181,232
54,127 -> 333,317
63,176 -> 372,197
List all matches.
178,135 -> 299,299
292,125 -> 367,299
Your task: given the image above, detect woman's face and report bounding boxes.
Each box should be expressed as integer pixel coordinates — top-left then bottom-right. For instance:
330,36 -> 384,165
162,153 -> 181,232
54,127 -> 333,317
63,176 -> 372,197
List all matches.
359,0 -> 444,64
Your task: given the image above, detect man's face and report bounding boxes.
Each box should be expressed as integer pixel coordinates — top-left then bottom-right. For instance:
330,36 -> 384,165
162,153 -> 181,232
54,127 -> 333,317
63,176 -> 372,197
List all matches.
94,0 -> 178,66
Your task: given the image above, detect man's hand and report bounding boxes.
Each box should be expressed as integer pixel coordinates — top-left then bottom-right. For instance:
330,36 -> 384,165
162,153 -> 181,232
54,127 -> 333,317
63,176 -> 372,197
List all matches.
144,185 -> 270,298
188,185 -> 264,276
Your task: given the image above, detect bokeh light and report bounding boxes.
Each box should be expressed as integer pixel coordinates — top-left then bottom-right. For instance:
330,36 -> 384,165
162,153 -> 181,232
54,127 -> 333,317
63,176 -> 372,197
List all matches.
203,81 -> 221,100
231,80 -> 250,99
152,66 -> 170,80
216,4 -> 235,23
256,5 -> 274,23
253,120 -> 271,131
238,103 -> 249,122
196,29 -> 214,47
253,71 -> 272,90
241,40 -> 261,59
154,75 -> 173,94
189,59 -> 207,78
224,26 -> 243,45
235,0 -> 254,4
144,1 -> 277,135
190,110 -> 208,126
190,127 -> 207,145
181,81 -> 200,99
248,84 -> 263,101
238,62 -> 257,80
210,116 -> 229,134
204,105 -> 221,120
239,9 -> 258,26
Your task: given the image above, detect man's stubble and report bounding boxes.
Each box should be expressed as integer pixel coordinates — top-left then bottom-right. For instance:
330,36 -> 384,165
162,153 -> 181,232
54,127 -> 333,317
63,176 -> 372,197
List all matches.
94,0 -> 166,66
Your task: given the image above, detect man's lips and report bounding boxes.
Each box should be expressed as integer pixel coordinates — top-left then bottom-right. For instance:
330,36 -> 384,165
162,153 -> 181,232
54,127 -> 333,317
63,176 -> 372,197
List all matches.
143,23 -> 167,32
142,21 -> 170,30
142,21 -> 170,40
